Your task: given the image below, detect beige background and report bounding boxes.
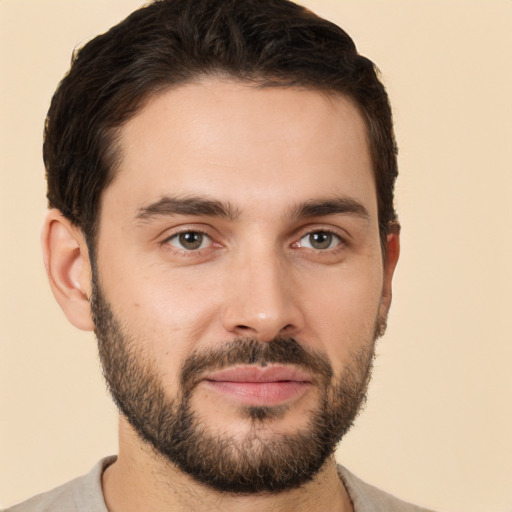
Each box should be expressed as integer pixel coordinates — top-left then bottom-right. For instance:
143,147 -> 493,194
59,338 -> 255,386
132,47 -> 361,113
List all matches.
1,1 -> 511,510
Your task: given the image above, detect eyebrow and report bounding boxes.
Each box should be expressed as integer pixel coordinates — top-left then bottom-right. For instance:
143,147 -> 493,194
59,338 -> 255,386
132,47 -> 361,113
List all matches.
289,197 -> 370,221
135,194 -> 369,223
136,195 -> 240,221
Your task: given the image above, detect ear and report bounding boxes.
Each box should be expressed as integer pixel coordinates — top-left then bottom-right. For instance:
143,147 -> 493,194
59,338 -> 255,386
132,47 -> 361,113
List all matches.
379,222 -> 400,319
41,209 -> 94,331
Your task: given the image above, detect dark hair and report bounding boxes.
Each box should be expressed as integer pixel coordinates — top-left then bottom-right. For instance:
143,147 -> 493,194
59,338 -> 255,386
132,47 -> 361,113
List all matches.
44,0 -> 398,250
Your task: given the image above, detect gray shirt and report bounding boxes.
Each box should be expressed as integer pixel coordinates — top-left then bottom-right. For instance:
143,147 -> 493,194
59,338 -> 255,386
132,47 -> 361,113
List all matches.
3,457 -> 436,512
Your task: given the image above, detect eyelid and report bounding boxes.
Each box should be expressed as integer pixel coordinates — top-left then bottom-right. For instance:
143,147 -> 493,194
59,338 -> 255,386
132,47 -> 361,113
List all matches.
299,230 -> 342,248
167,231 -> 212,250
160,226 -> 219,253
292,223 -> 348,243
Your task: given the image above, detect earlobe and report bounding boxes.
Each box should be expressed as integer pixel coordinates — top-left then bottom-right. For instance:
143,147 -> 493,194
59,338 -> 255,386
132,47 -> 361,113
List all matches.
41,209 -> 95,331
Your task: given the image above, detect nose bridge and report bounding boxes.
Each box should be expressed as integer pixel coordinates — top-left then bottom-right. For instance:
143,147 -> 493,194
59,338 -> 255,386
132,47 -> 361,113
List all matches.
222,240 -> 303,341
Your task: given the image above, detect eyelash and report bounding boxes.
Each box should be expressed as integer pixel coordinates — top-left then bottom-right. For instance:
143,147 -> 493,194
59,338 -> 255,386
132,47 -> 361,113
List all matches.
295,229 -> 344,251
161,227 -> 346,256
162,229 -> 215,254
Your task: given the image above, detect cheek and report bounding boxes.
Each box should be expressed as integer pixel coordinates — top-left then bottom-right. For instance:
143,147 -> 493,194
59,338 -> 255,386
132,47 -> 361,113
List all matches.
98,267 -> 222,398
302,263 -> 383,371
99,256 -> 224,352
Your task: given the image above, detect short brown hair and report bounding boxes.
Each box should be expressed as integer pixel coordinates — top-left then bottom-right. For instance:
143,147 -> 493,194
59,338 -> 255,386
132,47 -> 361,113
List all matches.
44,0 -> 398,250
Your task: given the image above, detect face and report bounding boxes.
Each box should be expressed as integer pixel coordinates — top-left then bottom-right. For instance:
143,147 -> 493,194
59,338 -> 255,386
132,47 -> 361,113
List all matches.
90,79 -> 398,493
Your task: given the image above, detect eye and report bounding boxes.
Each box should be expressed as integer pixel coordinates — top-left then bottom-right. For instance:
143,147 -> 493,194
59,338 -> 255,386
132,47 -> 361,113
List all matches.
298,231 -> 342,250
166,231 -> 211,251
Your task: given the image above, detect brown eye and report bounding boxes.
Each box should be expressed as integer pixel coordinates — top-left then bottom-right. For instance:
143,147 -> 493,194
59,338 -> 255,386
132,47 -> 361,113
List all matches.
299,231 -> 340,250
168,231 -> 209,251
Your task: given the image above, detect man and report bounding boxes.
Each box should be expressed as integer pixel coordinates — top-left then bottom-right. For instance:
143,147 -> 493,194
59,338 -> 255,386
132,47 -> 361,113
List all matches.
4,0 -> 434,510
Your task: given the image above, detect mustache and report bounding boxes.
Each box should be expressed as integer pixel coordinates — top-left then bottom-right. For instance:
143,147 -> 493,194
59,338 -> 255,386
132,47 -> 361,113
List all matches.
180,337 -> 333,392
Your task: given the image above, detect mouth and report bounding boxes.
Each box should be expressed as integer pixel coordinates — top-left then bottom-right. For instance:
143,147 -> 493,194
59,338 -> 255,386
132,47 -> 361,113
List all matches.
201,365 -> 314,407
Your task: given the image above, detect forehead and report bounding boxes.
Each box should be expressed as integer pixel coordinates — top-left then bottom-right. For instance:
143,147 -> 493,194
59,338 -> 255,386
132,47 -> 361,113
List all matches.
103,79 -> 376,222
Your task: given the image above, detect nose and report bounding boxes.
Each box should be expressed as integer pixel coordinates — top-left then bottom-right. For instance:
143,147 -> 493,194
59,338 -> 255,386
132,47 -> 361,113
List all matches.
221,248 -> 305,342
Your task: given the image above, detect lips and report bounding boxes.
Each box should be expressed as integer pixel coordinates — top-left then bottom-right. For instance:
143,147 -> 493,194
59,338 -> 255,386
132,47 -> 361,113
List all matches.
202,365 -> 313,406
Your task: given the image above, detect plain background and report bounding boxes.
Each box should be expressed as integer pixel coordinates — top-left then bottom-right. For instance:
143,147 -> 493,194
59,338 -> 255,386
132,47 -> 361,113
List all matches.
1,1 -> 511,510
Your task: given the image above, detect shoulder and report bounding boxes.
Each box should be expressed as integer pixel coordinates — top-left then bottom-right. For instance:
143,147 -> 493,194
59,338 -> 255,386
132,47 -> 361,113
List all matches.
2,457 -> 115,512
338,465 -> 438,512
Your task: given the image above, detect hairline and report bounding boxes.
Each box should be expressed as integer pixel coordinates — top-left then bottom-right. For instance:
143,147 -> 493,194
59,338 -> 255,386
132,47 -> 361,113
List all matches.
82,74 -> 393,266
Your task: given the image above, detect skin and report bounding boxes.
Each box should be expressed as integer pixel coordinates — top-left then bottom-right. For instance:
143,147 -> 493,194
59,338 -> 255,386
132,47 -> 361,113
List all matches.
42,78 -> 400,512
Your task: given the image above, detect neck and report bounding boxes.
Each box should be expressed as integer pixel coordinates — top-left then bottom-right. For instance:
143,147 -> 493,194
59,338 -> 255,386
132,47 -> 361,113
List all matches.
102,419 -> 353,512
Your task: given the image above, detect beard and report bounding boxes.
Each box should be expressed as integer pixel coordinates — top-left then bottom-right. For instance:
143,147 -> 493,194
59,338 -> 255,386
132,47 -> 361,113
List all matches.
90,275 -> 382,494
